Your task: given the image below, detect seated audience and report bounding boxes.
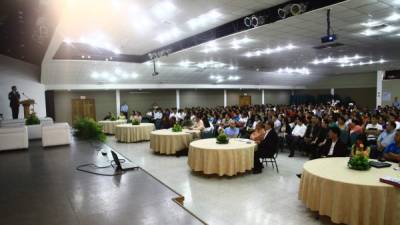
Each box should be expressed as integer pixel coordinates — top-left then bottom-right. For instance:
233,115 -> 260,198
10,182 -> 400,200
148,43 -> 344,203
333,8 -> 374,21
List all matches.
192,114 -> 205,131
103,112 -> 112,120
288,117 -> 307,157
319,126 -> 347,158
250,123 -> 266,144
383,130 -> 400,162
351,134 -> 370,157
224,120 -> 240,138
376,121 -> 396,156
253,121 -> 278,174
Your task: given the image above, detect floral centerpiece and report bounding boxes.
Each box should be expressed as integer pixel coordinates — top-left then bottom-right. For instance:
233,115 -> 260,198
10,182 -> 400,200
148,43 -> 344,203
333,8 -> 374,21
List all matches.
348,154 -> 371,171
131,119 -> 140,125
73,117 -> 106,143
172,123 -> 183,132
216,132 -> 229,144
110,113 -> 117,121
25,113 -> 40,125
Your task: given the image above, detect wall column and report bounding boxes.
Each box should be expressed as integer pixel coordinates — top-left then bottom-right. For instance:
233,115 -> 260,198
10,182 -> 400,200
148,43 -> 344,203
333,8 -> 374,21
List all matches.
176,89 -> 180,109
330,88 -> 335,96
223,89 -> 227,107
116,89 -> 120,115
261,89 -> 265,105
376,70 -> 384,108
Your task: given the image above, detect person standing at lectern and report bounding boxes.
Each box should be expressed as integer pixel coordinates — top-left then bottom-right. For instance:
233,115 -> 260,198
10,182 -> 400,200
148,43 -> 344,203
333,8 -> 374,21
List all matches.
8,86 -> 21,119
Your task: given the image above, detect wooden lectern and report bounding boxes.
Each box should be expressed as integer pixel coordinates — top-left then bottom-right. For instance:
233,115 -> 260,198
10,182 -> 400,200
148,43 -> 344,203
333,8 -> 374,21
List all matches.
20,99 -> 35,118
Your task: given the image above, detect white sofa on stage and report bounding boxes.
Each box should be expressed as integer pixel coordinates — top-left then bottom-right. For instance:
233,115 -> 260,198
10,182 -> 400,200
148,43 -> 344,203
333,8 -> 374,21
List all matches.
27,118 -> 54,140
0,119 -> 25,127
0,126 -> 29,151
42,123 -> 71,147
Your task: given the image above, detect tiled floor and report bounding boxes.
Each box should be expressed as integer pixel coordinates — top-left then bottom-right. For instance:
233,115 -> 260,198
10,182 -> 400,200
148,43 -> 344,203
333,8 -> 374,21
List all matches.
107,137 -> 340,225
0,139 -> 204,225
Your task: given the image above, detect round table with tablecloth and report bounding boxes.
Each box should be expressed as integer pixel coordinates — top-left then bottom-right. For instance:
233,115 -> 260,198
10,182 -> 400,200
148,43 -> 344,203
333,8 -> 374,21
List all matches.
98,120 -> 127,135
115,123 -> 155,143
299,157 -> 400,225
150,129 -> 201,155
187,138 -> 256,176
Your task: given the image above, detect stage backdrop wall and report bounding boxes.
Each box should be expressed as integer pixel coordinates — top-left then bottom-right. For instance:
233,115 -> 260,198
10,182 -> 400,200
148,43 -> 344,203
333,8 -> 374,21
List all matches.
382,80 -> 400,106
294,87 -> 376,108
180,90 -> 224,108
53,90 -> 116,124
0,55 -> 46,119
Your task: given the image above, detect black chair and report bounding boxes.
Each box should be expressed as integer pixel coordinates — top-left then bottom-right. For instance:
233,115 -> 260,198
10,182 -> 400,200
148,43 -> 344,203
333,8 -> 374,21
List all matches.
261,151 -> 279,173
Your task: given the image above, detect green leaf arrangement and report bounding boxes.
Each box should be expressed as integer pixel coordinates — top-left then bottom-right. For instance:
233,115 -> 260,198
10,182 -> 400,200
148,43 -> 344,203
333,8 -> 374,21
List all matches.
131,119 -> 140,125
172,123 -> 183,132
348,154 -> 371,171
110,113 -> 116,121
25,113 -> 40,125
216,133 -> 229,144
73,117 -> 106,143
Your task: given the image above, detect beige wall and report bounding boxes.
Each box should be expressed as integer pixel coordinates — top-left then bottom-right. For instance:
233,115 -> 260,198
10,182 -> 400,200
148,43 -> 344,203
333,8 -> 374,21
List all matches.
181,90 -> 223,108
120,90 -> 176,114
382,80 -> 400,106
54,90 -> 116,124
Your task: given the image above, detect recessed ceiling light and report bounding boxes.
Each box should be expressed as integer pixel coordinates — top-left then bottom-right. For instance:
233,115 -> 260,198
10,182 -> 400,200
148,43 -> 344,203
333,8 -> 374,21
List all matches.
277,67 -> 310,75
381,25 -> 397,33
361,20 -> 382,27
187,9 -> 222,30
63,38 -> 72,44
178,60 -> 193,67
155,27 -> 182,43
131,72 -> 139,78
201,41 -> 220,53
386,13 -> 400,22
152,1 -> 176,20
360,29 -> 379,36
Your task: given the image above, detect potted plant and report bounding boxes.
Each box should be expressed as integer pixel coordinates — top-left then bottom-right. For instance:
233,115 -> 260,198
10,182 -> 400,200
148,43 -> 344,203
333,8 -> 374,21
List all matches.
132,119 -> 140,125
172,123 -> 183,132
216,132 -> 229,144
25,113 -> 40,125
348,154 -> 371,171
26,113 -> 42,140
73,117 -> 106,143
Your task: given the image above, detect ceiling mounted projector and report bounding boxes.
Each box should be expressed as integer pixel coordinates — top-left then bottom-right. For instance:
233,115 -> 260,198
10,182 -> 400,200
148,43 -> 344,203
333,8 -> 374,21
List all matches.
321,34 -> 337,43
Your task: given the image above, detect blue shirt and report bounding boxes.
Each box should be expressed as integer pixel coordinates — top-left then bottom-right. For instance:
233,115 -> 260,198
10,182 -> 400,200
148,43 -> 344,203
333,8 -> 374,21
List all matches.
384,143 -> 400,154
120,104 -> 128,112
378,130 -> 395,147
224,127 -> 239,138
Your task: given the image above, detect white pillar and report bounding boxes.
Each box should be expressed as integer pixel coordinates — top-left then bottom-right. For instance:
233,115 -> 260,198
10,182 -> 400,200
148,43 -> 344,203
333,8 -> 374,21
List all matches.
377,70 -> 384,108
330,88 -> 335,96
223,89 -> 227,107
116,89 -> 120,115
176,89 -> 180,110
261,89 -> 265,105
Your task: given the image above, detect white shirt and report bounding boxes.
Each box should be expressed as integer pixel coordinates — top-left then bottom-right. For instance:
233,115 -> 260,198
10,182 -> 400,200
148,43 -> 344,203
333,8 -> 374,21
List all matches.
274,119 -> 282,132
291,124 -> 307,137
365,123 -> 383,140
328,141 -> 337,156
395,121 -> 400,130
154,112 -> 162,119
169,113 -> 176,119
239,116 -> 248,124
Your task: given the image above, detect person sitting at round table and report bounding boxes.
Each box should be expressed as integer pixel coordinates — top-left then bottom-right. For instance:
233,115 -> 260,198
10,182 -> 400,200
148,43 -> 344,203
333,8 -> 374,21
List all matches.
351,134 -> 370,157
118,112 -> 126,120
130,111 -> 142,122
383,130 -> 400,162
191,114 -> 205,131
224,120 -> 240,138
250,123 -> 266,144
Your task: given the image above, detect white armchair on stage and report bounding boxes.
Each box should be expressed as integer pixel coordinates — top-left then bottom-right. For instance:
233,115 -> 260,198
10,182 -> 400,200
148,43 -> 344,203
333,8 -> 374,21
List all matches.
42,123 -> 71,147
0,126 -> 29,151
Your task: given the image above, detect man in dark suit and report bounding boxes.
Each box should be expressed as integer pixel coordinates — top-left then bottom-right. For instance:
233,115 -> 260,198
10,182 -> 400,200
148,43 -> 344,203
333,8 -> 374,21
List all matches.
303,115 -> 321,156
319,126 -> 348,157
253,121 -> 279,174
8,86 -> 20,119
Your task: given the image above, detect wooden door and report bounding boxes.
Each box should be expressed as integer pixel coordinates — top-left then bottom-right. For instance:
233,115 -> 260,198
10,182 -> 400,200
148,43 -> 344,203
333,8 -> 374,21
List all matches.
239,96 -> 251,106
71,99 -> 96,122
